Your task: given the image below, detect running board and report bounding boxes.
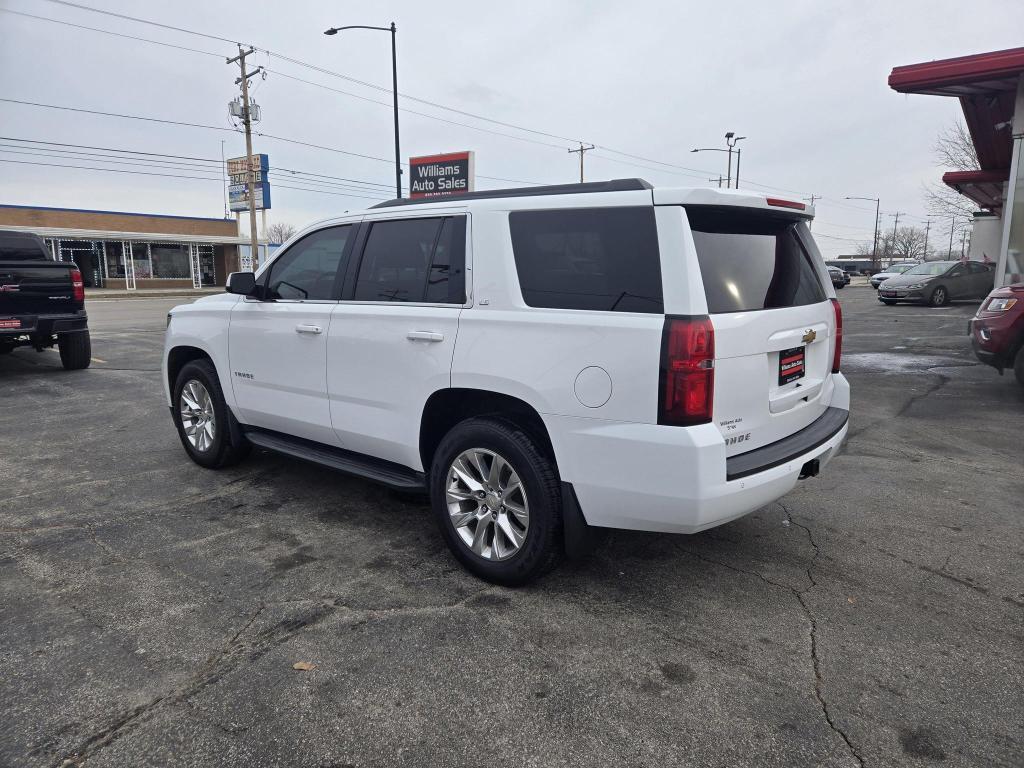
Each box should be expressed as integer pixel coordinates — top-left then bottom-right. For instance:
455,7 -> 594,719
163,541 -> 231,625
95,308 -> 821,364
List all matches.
242,427 -> 426,492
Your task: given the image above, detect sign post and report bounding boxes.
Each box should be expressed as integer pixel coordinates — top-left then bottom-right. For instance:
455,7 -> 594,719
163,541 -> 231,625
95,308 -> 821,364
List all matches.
409,151 -> 474,199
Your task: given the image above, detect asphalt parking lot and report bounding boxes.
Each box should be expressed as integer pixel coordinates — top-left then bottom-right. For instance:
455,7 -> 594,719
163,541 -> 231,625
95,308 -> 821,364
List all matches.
2,285 -> 1021,768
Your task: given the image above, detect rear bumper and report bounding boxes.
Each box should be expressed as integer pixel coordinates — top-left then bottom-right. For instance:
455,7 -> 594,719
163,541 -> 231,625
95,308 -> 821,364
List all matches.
546,375 -> 851,534
0,311 -> 88,339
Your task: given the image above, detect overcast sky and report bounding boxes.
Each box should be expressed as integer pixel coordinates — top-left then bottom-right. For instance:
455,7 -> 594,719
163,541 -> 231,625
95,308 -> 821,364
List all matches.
1,0 -> 1022,257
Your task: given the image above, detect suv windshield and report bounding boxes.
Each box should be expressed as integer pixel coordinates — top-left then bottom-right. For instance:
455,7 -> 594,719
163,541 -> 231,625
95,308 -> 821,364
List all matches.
904,261 -> 955,276
686,207 -> 826,313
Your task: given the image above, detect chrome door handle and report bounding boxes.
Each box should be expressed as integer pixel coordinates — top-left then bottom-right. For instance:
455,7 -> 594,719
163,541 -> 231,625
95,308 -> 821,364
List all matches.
407,331 -> 444,342
295,324 -> 323,335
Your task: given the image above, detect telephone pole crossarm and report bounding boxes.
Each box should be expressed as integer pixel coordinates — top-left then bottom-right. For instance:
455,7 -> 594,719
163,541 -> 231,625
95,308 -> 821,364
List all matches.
568,143 -> 595,183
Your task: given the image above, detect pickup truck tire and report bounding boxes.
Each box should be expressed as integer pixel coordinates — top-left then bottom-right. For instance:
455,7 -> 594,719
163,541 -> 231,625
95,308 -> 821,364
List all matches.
430,417 -> 563,586
58,331 -> 91,370
173,359 -> 250,469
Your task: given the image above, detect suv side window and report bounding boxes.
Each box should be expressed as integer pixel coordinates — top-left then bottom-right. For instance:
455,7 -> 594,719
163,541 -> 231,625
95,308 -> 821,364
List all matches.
967,262 -> 990,273
353,216 -> 466,303
265,225 -> 352,301
508,207 -> 663,312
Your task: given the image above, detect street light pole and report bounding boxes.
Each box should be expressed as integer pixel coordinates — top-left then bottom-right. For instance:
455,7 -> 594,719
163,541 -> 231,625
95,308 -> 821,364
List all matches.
692,134 -> 745,189
846,196 -> 881,270
325,23 -> 402,198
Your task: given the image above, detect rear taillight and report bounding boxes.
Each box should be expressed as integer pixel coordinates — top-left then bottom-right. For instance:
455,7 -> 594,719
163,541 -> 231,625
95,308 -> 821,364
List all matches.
70,268 -> 85,303
830,298 -> 842,373
659,316 -> 715,426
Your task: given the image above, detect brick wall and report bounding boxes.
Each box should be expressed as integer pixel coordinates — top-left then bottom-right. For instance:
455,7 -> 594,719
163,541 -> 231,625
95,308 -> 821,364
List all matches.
0,206 -> 237,237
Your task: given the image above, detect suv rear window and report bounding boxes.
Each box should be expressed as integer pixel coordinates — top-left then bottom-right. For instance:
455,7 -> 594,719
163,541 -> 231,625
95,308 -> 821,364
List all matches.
687,207 -> 826,314
509,207 -> 663,313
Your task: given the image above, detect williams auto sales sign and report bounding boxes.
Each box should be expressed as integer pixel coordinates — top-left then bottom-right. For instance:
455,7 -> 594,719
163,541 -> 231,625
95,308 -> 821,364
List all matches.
409,151 -> 475,199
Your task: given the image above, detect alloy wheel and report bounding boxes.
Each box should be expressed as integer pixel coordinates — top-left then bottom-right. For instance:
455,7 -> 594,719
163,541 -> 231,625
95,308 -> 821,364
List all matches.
179,379 -> 216,452
932,287 -> 946,306
445,448 -> 529,561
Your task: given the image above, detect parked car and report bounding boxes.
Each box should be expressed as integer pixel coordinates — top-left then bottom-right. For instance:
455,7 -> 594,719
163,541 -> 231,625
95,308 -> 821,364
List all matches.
0,230 -> 91,368
827,266 -> 850,289
969,283 -> 1024,385
869,261 -> 918,288
878,260 -> 995,307
163,179 -> 849,585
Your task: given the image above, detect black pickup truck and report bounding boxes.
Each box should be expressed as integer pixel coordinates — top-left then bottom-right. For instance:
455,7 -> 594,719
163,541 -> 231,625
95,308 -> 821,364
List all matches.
0,230 -> 91,369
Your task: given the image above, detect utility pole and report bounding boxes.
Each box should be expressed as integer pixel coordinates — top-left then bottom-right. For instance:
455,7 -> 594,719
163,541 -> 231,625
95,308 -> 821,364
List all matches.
845,196 -> 881,271
948,216 -> 956,257
227,45 -> 263,271
960,227 -> 968,258
709,176 -> 724,188
805,195 -> 818,229
923,218 -> 931,260
568,143 -> 595,183
889,211 -> 903,266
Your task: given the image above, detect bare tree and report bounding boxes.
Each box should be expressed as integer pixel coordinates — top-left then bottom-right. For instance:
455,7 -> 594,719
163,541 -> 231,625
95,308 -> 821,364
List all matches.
922,121 -> 979,229
267,222 -> 297,244
855,226 -> 932,263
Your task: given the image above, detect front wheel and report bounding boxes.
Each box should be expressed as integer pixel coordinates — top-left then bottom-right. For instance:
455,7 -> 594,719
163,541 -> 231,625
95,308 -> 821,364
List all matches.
430,418 -> 563,586
880,299 -> 897,306
929,286 -> 949,307
172,359 -> 250,468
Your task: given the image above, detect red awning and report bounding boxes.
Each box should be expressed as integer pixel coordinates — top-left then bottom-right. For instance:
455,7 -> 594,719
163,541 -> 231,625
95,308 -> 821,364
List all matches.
942,169 -> 1009,210
889,47 -> 1023,202
889,47 -> 1024,96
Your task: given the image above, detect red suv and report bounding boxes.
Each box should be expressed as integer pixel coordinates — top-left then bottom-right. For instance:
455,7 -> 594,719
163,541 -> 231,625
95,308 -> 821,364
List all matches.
970,283 -> 1024,385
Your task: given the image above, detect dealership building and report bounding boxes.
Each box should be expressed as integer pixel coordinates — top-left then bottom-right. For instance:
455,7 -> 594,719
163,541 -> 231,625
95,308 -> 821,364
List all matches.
0,204 -> 268,291
889,46 -> 1024,287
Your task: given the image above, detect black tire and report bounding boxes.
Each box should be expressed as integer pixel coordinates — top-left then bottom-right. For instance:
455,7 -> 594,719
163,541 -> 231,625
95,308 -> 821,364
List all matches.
880,299 -> 897,306
430,417 -> 563,586
58,331 -> 91,370
172,359 -> 250,469
929,285 -> 949,307
0,344 -> 14,355
835,283 -> 845,290
1014,346 -> 1024,388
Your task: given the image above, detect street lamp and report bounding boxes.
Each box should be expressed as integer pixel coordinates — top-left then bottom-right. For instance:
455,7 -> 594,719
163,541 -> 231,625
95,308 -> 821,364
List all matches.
691,132 -> 746,188
845,196 -> 881,270
324,22 -> 402,199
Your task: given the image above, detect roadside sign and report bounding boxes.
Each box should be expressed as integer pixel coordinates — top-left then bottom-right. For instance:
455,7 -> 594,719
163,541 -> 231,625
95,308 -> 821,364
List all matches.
227,154 -> 271,211
409,151 -> 475,199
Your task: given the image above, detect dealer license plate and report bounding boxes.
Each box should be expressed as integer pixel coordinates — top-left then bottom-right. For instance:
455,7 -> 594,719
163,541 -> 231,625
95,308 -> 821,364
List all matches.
0,318 -> 21,329
779,346 -> 805,386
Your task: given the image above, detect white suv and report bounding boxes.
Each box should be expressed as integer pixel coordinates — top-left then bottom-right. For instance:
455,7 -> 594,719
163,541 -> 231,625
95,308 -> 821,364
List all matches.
163,179 -> 849,585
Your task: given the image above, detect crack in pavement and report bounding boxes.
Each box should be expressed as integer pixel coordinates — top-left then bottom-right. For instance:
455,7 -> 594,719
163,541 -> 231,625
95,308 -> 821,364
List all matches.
679,505 -> 865,767
47,586 -> 498,766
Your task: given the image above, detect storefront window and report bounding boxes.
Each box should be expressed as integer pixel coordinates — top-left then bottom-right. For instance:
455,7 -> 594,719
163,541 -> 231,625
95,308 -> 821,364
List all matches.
151,244 -> 191,279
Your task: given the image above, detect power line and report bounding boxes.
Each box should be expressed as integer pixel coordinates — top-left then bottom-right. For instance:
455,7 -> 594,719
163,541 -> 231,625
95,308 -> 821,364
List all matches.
23,0 -> 809,194
0,156 -> 390,201
0,8 -> 224,57
0,136 -> 396,190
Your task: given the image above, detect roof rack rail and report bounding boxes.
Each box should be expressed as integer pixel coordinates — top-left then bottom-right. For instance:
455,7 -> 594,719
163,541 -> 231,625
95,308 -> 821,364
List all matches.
370,178 -> 652,208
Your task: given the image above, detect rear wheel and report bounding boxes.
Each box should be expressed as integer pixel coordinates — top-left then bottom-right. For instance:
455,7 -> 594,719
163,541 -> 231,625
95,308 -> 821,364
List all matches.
1014,346 -> 1024,387
430,417 -> 563,586
172,359 -> 250,468
58,331 -> 91,370
929,285 -> 949,307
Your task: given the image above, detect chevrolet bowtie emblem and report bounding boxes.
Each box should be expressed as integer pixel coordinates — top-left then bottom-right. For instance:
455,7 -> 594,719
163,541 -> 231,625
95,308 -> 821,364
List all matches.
802,329 -> 817,344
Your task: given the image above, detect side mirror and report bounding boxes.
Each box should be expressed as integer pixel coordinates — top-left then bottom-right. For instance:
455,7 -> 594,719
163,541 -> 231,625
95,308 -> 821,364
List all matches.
226,271 -> 261,297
